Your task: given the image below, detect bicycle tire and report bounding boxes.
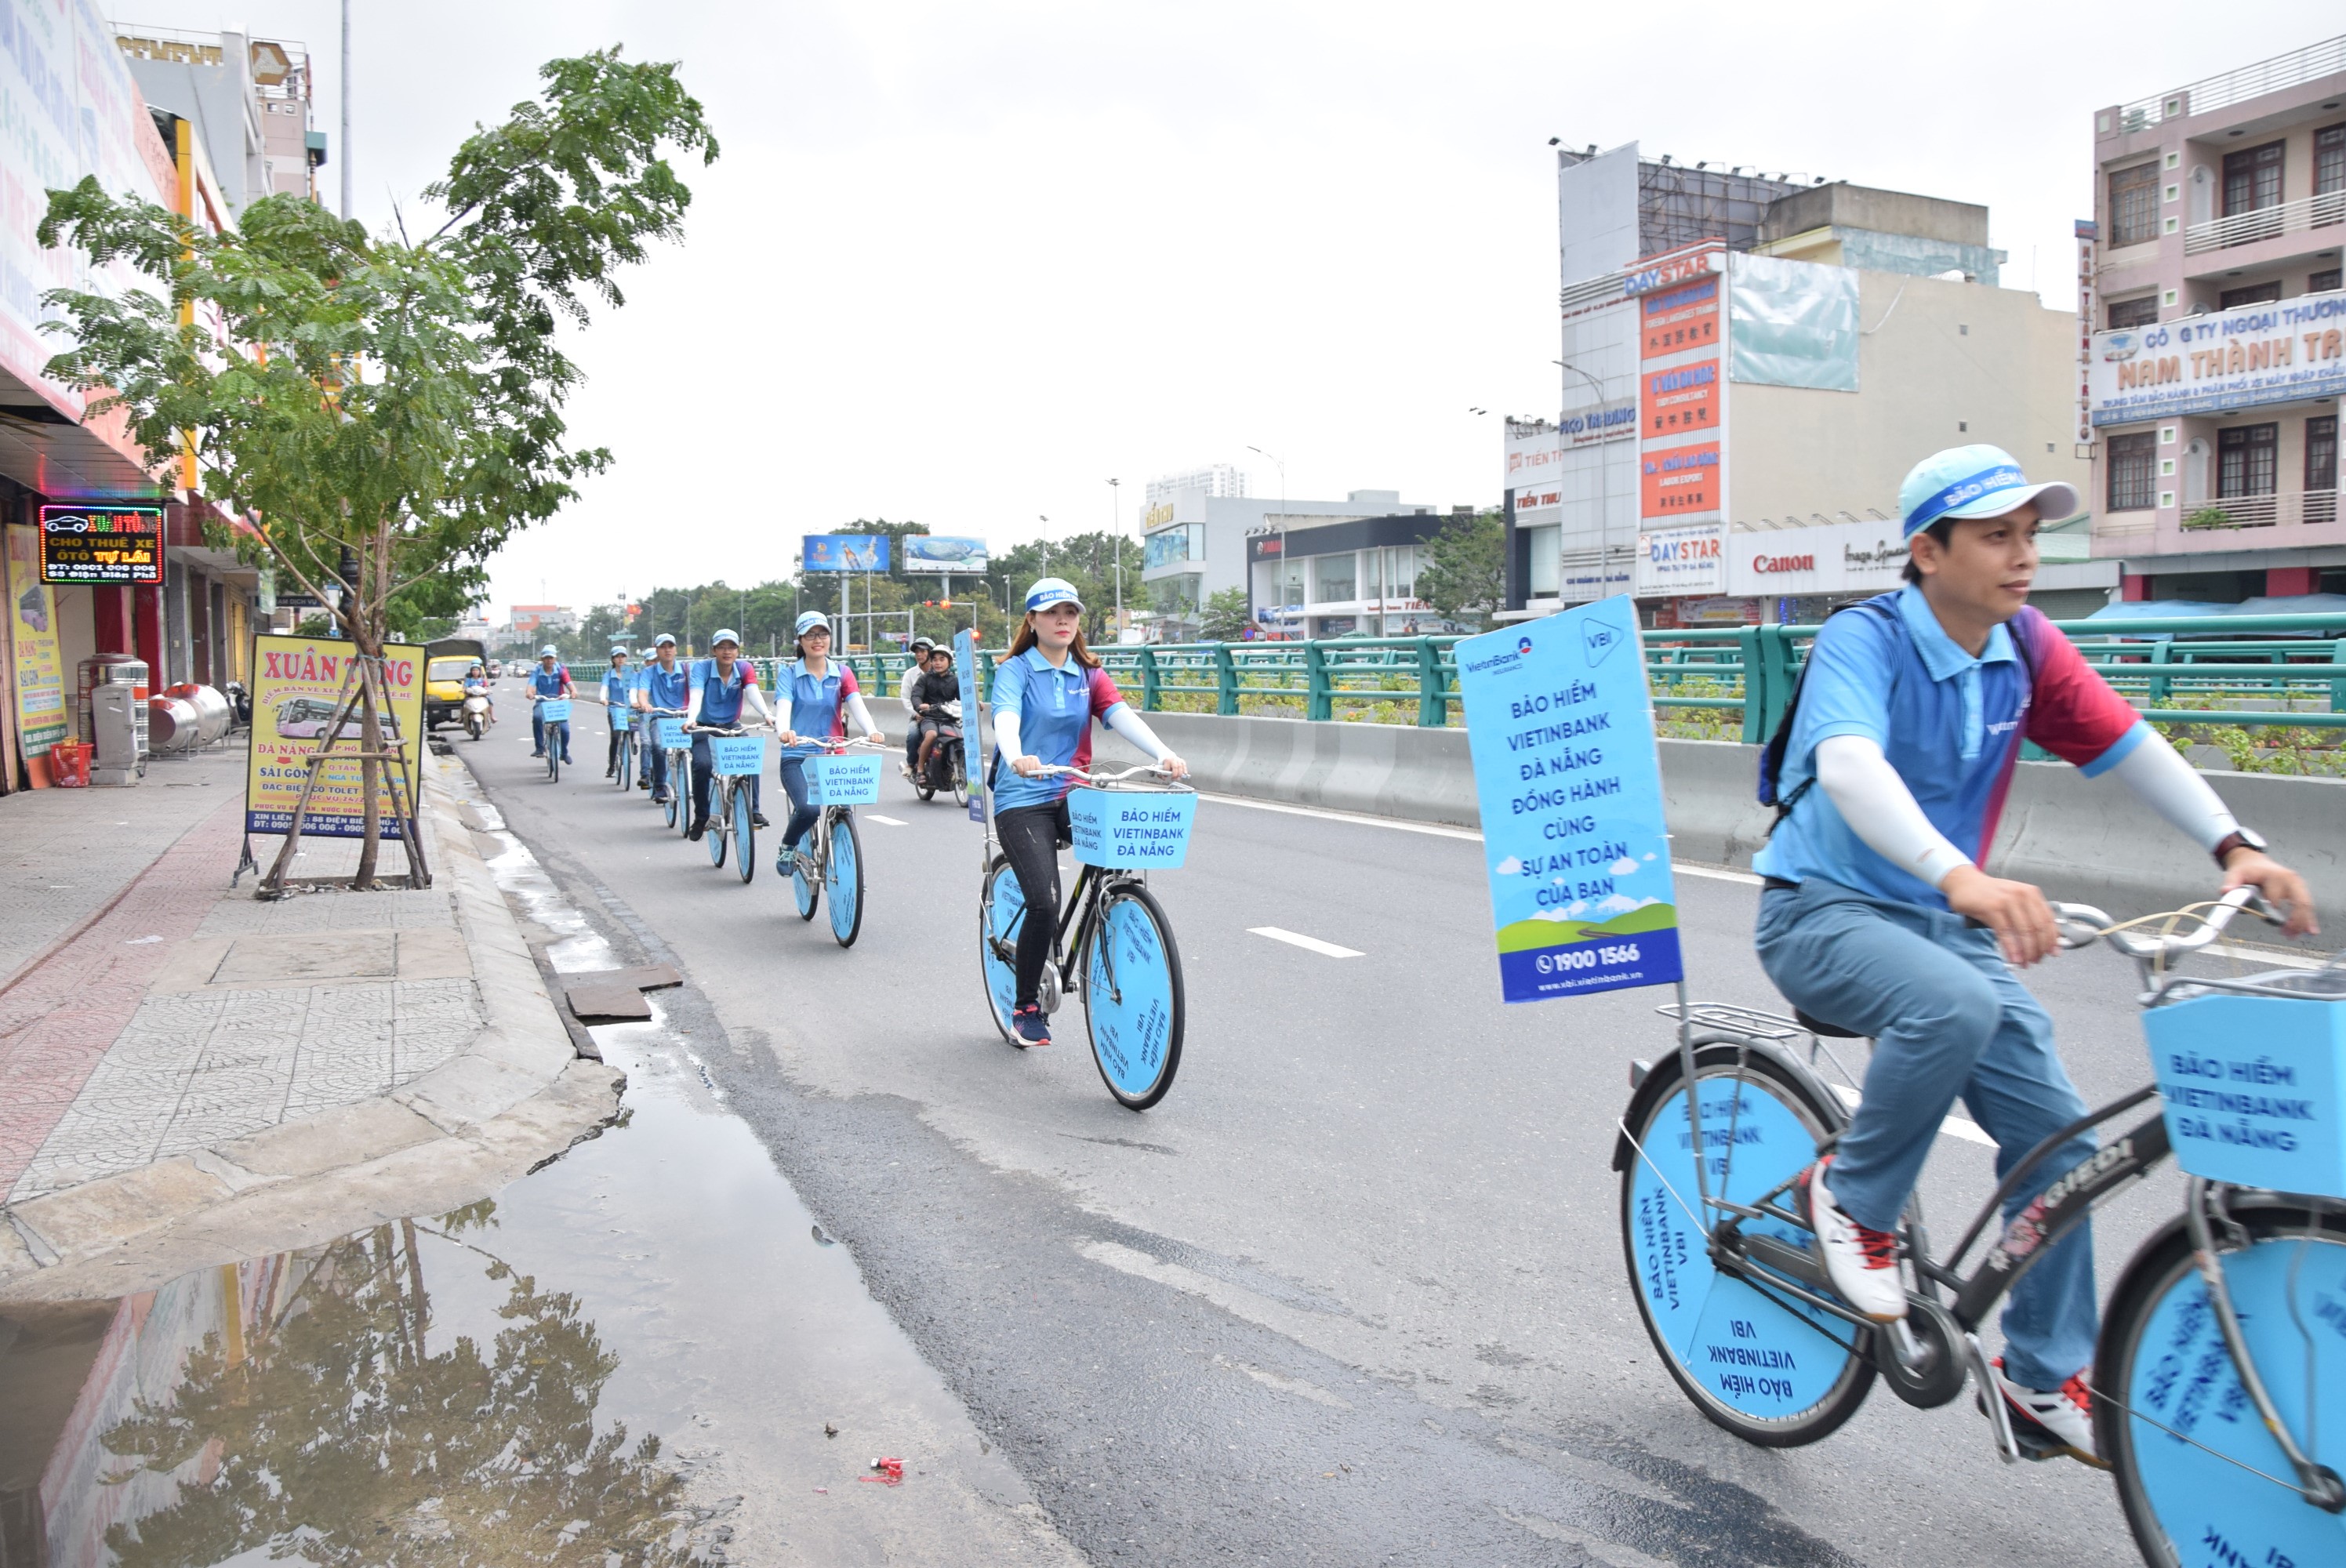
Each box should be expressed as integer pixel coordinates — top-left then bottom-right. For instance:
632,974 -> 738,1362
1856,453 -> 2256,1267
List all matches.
951,752 -> 968,810
1081,880 -> 1184,1110
976,855 -> 1024,1045
2097,1199 -> 2346,1568
826,811 -> 863,947
547,732 -> 561,783
734,782 -> 756,884
616,730 -> 633,791
1618,1042 -> 1876,1446
670,753 -> 690,833
708,782 -> 729,868
792,838 -> 819,920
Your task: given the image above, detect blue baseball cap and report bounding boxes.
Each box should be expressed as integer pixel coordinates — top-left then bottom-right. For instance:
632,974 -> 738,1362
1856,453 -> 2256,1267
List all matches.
1025,577 -> 1084,612
653,632 -> 676,648
710,627 -> 741,646
795,610 -> 832,637
538,644 -> 558,659
609,644 -> 629,658
1898,444 -> 2079,539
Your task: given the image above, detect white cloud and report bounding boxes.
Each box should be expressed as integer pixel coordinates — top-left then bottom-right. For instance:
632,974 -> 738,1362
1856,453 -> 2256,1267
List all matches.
1592,894 -> 1640,916
1643,853 -> 1657,862
1566,900 -> 1589,917
1494,855 -> 1523,876
1609,856 -> 1639,877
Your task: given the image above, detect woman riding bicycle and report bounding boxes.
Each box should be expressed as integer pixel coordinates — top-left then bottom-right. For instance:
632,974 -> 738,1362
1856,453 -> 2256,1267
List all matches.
990,578 -> 1186,1047
685,629 -> 773,839
1755,443 -> 2315,1465
773,611 -> 885,878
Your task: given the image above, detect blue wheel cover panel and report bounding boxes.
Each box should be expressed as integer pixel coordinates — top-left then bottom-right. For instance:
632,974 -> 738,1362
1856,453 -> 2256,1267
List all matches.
1627,1080 -> 1855,1420
982,866 -> 1023,1032
1088,897 -> 1175,1098
2126,1235 -> 2346,1564
708,806 -> 727,866
735,791 -> 754,875
828,823 -> 859,940
793,850 -> 817,916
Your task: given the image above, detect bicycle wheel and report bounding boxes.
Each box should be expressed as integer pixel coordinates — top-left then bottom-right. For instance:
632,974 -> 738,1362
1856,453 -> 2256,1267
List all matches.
708,782 -> 729,868
826,812 -> 863,947
616,731 -> 633,791
792,837 -> 819,920
734,782 -> 757,884
1618,1043 -> 1876,1446
2098,1199 -> 2346,1568
547,731 -> 561,782
670,754 -> 690,833
976,855 -> 1024,1045
1081,881 -> 1184,1110
951,750 -> 968,810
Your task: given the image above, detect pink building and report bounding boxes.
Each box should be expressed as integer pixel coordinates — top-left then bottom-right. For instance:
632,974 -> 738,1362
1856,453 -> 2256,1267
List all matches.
2086,35 -> 2345,604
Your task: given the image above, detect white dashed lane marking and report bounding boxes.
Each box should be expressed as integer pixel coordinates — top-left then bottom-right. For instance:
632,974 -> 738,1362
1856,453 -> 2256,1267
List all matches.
1247,927 -> 1364,960
866,814 -> 909,826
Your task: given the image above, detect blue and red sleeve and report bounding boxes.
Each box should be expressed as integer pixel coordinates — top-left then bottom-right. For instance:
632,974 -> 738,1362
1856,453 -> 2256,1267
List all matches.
2016,608 -> 2148,776
1088,668 -> 1126,718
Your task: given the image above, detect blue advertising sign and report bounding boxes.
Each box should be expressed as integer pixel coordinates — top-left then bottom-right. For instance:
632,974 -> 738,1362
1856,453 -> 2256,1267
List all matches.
801,535 -> 892,574
1454,595 -> 1681,1004
806,752 -> 884,804
709,734 -> 766,777
903,535 -> 989,573
1068,789 -> 1195,868
955,629 -> 984,824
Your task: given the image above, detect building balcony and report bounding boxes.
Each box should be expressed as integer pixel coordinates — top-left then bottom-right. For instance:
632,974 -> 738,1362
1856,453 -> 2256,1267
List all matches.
2113,34 -> 2346,131
2185,191 -> 2346,256
2097,489 -> 2346,556
2181,489 -> 2339,530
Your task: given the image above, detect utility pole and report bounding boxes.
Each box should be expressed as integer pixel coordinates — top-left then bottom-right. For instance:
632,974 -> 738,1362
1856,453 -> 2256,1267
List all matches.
339,0 -> 353,220
1107,477 -> 1121,641
1555,359 -> 1614,603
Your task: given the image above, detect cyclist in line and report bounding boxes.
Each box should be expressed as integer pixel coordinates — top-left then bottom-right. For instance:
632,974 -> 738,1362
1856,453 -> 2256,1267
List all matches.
899,635 -> 935,778
1753,444 -> 2315,1466
910,641 -> 961,782
601,645 -> 634,778
990,579 -> 1186,1047
685,629 -> 774,840
773,611 -> 884,878
528,645 -> 575,763
633,633 -> 690,803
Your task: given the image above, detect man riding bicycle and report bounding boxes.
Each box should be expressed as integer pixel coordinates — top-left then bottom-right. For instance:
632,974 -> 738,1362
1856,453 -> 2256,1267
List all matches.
528,645 -> 575,763
1753,444 -> 2316,1466
910,643 -> 961,781
634,633 -> 688,802
685,629 -> 773,839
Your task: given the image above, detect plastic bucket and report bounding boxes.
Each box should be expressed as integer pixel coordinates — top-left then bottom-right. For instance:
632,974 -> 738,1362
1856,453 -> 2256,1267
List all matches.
1066,787 -> 1195,869
47,740 -> 91,787
2143,971 -> 2346,1200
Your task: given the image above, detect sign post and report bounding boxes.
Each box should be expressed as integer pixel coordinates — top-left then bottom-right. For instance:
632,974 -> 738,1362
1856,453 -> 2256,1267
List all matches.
953,627 -> 986,830
1454,595 -> 1681,1004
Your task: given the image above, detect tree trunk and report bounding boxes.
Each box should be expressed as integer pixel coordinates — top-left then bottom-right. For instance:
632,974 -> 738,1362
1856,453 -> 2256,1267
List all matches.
354,678 -> 382,888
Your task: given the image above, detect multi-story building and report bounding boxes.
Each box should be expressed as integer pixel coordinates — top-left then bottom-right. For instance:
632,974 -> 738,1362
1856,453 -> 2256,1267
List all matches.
115,26 -> 325,217
2085,35 -> 2345,604
1138,474 -> 1450,637
1244,509 -> 1480,639
1506,147 -> 2112,626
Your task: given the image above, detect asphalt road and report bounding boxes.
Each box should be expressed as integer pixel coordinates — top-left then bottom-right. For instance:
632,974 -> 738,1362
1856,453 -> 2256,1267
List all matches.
456,699 -> 2246,1567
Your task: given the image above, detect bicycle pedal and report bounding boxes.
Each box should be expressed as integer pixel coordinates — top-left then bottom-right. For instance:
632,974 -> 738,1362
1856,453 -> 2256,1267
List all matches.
1973,1388 -> 2066,1463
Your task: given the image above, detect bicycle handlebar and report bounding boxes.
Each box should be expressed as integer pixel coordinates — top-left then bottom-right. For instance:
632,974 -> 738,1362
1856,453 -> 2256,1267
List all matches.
2050,885 -> 2279,960
1034,762 -> 1193,789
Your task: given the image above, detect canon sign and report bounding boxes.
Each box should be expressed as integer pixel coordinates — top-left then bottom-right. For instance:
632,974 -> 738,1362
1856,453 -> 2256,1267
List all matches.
1749,552 -> 1815,575
1723,520 -> 1908,597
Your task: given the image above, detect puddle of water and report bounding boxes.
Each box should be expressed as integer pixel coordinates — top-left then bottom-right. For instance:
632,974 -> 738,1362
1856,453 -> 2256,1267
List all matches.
0,1020 -> 1026,1567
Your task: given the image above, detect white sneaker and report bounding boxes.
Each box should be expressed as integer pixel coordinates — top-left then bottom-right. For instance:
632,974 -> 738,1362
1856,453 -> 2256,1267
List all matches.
1993,1359 -> 2104,1467
1803,1157 -> 1906,1323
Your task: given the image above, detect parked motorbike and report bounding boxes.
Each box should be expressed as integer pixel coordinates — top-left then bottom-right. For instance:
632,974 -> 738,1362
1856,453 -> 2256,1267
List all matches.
915,701 -> 966,807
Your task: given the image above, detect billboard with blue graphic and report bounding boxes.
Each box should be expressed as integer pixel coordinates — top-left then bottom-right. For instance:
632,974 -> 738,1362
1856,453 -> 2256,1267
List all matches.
802,535 -> 892,573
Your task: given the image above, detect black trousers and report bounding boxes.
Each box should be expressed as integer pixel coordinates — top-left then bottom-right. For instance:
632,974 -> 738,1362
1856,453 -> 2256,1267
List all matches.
996,800 -> 1070,1008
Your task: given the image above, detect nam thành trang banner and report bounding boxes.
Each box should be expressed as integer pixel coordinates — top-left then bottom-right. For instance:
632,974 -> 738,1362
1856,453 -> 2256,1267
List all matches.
1456,595 -> 1681,1004
246,634 -> 427,837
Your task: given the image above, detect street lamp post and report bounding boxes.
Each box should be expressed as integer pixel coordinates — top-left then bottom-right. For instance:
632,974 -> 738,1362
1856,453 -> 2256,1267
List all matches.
1106,478 -> 1121,642
1553,358 -> 1616,604
1247,445 -> 1287,637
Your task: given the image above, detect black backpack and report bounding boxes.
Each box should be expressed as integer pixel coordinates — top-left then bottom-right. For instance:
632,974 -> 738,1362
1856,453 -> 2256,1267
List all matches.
1755,597 -> 2039,833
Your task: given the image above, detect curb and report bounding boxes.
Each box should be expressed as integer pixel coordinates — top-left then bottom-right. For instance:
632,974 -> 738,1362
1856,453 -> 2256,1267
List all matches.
0,756 -> 622,1304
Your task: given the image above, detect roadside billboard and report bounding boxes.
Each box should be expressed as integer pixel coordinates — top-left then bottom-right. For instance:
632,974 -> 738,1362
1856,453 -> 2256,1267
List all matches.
38,504 -> 165,586
1722,518 -> 1908,598
5,525 -> 70,773
802,535 -> 892,573
2088,293 -> 2346,426
245,634 -> 427,838
1640,441 -> 1720,518
1633,521 -> 1725,597
902,535 -> 988,573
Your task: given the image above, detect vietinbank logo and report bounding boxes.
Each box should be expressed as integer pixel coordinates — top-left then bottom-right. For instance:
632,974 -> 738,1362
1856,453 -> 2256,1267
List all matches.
1517,636 -> 1535,655
1462,644 -> 1527,675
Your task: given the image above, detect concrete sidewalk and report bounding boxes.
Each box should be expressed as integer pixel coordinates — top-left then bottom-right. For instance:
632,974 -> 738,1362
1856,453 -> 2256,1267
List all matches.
0,745 -> 621,1301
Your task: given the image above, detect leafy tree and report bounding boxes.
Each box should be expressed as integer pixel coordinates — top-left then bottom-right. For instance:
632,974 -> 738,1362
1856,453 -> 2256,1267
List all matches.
38,49 -> 716,886
1415,510 -> 1507,630
1200,586 -> 1251,641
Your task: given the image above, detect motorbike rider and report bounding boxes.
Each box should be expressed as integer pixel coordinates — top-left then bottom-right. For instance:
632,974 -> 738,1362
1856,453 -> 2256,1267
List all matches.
462,662 -> 495,727
910,643 -> 961,782
632,633 -> 689,803
899,636 -> 935,777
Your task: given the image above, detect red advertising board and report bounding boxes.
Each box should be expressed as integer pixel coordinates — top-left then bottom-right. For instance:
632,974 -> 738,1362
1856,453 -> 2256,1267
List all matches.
1640,441 -> 1720,518
1641,278 -> 1720,359
1642,361 -> 1718,437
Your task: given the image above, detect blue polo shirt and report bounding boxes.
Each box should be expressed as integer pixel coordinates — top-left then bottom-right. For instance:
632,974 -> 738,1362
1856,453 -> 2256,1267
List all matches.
528,662 -> 570,699
988,648 -> 1127,813
601,665 -> 634,724
688,657 -> 758,725
641,660 -> 689,715
1753,586 -> 2146,909
777,659 -> 862,754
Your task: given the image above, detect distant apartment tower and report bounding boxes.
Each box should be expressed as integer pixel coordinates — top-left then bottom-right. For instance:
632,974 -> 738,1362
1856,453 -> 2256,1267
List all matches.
116,25 -> 325,217
2083,35 -> 2345,604
1144,466 -> 1249,506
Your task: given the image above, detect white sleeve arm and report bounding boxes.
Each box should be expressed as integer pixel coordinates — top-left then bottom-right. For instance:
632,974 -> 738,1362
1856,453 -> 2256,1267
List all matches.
2106,730 -> 2239,851
993,709 -> 1022,758
1104,705 -> 1174,761
846,692 -> 880,736
1814,735 -> 1974,888
899,672 -> 918,716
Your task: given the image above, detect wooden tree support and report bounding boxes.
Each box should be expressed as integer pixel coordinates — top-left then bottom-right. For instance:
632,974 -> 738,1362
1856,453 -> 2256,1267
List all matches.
257,653 -> 434,898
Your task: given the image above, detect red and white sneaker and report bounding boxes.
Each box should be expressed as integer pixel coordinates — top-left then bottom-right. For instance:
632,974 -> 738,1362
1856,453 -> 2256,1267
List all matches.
1992,1359 -> 2104,1468
1799,1156 -> 1906,1322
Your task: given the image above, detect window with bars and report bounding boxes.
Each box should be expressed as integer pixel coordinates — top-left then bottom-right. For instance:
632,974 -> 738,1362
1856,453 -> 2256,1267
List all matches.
2108,162 -> 2159,246
2217,423 -> 2278,497
2310,416 -> 2338,494
2314,267 -> 2344,294
2108,295 -> 2159,328
2319,123 -> 2344,198
2222,141 -> 2284,217
2220,280 -> 2283,310
2106,431 -> 2157,512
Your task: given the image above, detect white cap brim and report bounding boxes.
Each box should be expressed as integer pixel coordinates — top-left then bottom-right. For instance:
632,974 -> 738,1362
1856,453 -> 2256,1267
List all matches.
1944,479 -> 2080,524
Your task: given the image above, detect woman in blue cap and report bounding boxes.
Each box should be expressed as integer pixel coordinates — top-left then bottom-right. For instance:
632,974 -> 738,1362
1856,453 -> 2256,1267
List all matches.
1753,442 -> 2315,1465
775,610 -> 885,877
990,578 -> 1186,1047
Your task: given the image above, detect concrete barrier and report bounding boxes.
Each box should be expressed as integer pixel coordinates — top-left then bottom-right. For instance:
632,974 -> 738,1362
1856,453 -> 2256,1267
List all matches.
1084,710 -> 2345,924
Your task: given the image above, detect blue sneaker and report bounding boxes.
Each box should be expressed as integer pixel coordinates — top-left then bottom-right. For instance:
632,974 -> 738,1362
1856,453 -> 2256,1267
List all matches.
1012,1004 -> 1052,1048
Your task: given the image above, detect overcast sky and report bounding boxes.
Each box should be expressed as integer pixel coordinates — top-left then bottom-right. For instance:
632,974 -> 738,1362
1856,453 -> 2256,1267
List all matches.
149,1 -> 2342,616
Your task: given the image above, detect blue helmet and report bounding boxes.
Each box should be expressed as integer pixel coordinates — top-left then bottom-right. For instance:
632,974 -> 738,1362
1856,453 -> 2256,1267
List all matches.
1025,577 -> 1084,612
795,610 -> 832,637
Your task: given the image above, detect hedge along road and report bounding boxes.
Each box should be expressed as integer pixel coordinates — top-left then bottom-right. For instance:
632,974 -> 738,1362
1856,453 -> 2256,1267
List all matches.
461,717 -> 2214,1568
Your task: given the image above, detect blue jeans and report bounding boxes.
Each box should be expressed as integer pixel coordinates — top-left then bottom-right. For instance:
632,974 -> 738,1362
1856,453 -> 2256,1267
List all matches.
533,712 -> 570,760
1755,876 -> 2098,1390
776,753 -> 821,851
688,734 -> 758,826
647,732 -> 670,797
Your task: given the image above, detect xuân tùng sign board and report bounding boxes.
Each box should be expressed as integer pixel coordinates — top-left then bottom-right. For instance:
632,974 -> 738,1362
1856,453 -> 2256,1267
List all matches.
246,634 -> 426,839
38,503 -> 165,586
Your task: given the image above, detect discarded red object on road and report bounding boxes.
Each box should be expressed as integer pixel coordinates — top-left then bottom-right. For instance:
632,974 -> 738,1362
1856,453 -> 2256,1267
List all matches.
859,1456 -> 905,1486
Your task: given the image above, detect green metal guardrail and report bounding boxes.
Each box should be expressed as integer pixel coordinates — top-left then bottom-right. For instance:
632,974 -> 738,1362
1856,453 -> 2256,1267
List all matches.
561,611 -> 2346,748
